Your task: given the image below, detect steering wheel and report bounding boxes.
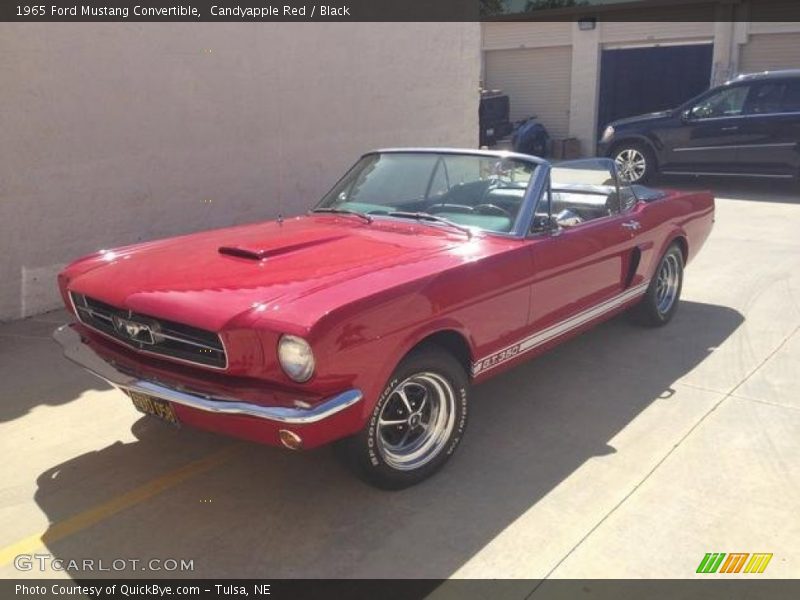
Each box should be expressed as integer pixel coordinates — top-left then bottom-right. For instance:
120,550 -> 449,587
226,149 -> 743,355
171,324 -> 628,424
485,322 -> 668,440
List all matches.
429,203 -> 474,214
473,203 -> 513,219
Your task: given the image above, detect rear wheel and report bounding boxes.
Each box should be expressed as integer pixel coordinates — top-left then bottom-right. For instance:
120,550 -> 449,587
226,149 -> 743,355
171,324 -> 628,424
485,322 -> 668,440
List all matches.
342,346 -> 469,490
631,243 -> 684,327
613,142 -> 655,184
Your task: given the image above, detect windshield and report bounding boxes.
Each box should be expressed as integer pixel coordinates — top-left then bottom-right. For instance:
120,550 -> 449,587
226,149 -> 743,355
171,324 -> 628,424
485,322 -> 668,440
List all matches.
315,152 -> 538,234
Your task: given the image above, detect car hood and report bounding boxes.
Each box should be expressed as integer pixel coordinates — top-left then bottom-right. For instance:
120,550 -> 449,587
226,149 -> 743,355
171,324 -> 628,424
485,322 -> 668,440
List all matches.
65,215 -> 465,332
611,109 -> 674,127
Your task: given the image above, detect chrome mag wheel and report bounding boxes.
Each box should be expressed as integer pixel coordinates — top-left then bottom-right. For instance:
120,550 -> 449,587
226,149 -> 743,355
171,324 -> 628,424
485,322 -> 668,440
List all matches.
615,148 -> 647,183
655,253 -> 681,314
376,372 -> 457,471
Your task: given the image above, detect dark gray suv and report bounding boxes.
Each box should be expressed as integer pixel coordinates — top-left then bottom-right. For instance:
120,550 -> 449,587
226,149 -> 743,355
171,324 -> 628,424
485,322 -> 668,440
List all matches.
598,70 -> 800,183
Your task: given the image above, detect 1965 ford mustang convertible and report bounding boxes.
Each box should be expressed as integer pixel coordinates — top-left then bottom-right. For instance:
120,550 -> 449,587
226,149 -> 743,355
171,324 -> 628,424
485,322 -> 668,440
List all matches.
54,149 -> 714,488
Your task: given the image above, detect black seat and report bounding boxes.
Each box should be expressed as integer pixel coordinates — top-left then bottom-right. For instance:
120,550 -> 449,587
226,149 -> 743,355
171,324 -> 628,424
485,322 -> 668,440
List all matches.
551,190 -> 609,221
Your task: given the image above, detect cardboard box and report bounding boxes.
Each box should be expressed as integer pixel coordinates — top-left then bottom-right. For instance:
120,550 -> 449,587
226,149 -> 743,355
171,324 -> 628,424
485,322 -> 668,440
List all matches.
550,138 -> 582,160
562,137 -> 581,159
550,138 -> 563,159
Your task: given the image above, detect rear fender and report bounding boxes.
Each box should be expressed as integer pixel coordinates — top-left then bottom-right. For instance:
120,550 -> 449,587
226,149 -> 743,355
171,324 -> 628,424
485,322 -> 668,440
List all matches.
655,228 -> 688,275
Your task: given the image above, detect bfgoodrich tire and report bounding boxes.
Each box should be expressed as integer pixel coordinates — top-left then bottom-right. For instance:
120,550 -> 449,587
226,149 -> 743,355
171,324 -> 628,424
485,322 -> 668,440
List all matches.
342,346 -> 469,490
631,243 -> 684,327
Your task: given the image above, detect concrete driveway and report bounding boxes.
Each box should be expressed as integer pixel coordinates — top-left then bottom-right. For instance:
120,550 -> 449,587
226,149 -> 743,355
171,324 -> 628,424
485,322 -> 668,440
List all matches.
1,178 -> 798,583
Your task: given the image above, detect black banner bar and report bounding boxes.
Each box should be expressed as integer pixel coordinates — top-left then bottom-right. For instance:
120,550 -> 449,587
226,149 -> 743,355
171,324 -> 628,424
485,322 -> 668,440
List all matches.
2,0 -> 800,22
4,579 -> 800,600
4,0 -> 480,22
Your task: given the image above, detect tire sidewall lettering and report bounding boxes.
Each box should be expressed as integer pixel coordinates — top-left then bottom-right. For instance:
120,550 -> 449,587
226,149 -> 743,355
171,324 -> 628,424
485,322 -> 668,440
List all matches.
366,377 -> 399,467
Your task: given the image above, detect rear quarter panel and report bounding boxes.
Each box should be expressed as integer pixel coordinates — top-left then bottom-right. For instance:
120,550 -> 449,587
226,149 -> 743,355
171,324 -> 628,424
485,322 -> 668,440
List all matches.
636,189 -> 714,280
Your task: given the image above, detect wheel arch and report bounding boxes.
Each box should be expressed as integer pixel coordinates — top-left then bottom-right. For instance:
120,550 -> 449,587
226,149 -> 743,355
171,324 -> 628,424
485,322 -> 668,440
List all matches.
356,324 -> 475,422
671,234 -> 689,264
647,231 -> 689,282
403,328 -> 474,378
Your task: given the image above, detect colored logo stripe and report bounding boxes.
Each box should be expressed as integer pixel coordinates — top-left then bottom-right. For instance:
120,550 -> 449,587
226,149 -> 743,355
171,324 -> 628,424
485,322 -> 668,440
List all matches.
697,552 -> 773,574
744,553 -> 773,573
697,553 -> 726,573
719,553 -> 749,573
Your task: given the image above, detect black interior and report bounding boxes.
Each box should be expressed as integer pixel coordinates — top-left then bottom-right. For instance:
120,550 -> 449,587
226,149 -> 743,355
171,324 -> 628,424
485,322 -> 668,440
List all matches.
531,184 -> 621,226
550,188 -> 618,221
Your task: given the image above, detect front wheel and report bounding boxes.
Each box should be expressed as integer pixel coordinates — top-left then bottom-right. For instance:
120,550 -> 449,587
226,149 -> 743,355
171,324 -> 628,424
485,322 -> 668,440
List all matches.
341,346 -> 469,490
613,142 -> 655,184
631,243 -> 684,327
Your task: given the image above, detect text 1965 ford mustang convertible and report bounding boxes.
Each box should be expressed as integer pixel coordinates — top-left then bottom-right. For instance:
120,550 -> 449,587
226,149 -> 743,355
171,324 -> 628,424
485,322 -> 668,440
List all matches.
54,149 -> 714,488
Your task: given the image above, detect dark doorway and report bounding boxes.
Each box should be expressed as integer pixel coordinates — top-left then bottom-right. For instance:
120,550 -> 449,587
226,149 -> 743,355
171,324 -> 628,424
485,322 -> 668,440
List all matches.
598,44 -> 713,134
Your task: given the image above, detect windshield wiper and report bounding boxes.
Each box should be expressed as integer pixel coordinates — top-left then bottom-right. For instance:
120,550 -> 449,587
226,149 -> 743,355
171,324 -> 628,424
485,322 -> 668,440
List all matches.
387,211 -> 473,239
311,207 -> 373,224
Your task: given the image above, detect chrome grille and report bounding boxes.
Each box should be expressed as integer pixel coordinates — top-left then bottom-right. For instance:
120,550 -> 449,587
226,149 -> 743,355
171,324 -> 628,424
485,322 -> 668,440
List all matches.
70,292 -> 227,369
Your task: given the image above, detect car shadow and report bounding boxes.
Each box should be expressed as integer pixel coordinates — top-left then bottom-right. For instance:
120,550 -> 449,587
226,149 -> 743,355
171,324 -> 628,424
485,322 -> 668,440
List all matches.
653,174 -> 799,204
0,311 -> 112,423
29,300 -> 743,579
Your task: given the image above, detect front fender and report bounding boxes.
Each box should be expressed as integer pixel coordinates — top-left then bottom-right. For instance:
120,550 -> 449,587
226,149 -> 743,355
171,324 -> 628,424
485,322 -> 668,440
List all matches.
351,318 -> 475,423
385,317 -> 474,378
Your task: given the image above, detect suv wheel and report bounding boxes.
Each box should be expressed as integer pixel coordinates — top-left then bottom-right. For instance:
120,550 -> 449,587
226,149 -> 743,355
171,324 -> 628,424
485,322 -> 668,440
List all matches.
613,142 -> 654,184
341,346 -> 469,490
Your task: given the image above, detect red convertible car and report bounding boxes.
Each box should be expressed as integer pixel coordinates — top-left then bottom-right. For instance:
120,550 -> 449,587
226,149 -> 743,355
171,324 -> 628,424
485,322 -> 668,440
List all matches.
55,149 -> 714,488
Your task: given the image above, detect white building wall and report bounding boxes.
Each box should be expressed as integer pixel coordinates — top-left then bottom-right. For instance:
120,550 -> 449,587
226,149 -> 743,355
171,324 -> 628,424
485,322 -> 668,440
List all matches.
0,23 -> 481,321
568,22 -> 601,158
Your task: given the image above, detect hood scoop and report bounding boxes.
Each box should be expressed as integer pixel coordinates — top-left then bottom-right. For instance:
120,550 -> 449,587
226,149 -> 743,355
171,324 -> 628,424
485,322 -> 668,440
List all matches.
218,235 -> 348,261
218,246 -> 270,261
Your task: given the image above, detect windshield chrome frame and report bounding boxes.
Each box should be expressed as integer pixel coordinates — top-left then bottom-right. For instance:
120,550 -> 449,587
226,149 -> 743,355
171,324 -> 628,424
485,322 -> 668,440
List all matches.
343,148 -> 551,239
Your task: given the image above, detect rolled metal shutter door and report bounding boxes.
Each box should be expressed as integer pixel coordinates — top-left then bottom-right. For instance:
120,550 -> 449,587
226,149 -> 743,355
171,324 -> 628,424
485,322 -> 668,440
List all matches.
484,46 -> 572,139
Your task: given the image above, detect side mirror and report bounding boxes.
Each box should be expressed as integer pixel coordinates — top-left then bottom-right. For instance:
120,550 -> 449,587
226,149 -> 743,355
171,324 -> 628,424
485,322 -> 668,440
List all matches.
680,109 -> 692,122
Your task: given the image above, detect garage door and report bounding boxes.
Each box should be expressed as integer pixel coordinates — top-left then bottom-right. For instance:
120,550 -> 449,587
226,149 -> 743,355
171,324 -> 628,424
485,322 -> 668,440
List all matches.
484,46 -> 572,139
740,33 -> 800,72
598,44 -> 713,132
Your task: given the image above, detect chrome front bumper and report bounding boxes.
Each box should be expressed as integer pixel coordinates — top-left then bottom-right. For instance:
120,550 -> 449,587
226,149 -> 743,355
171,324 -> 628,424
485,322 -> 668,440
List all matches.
53,324 -> 363,425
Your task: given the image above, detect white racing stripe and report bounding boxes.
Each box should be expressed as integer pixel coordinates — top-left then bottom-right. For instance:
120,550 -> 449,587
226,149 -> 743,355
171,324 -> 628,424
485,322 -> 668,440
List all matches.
471,281 -> 650,376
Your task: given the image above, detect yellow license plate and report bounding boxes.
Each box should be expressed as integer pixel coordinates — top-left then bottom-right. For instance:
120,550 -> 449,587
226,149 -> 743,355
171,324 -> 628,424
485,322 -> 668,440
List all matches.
129,391 -> 179,426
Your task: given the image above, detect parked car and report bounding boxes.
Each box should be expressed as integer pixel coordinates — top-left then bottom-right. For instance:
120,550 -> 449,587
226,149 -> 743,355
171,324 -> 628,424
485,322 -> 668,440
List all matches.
598,69 -> 800,183
479,88 -> 513,147
54,149 -> 714,489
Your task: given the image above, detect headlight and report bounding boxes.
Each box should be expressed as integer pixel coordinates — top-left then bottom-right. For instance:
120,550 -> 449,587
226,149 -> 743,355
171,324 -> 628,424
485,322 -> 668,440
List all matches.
601,125 -> 615,143
278,335 -> 315,382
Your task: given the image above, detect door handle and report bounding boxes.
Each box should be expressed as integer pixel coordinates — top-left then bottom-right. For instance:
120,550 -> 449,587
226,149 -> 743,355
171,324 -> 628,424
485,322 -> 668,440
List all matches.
621,220 -> 641,231
721,126 -> 739,131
